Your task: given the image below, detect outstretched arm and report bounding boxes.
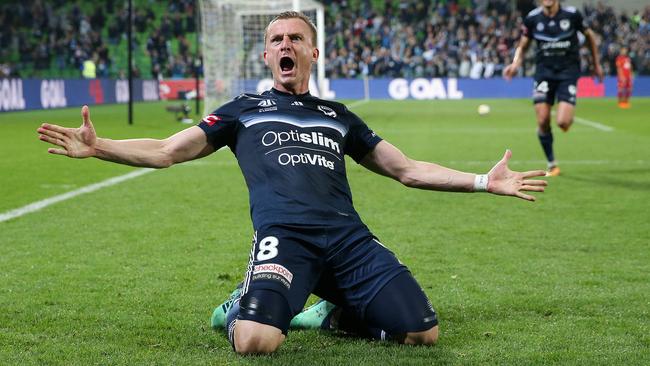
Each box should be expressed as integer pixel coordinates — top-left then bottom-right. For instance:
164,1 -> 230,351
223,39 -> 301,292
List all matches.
583,28 -> 604,82
37,105 -> 214,168
503,35 -> 530,81
360,140 -> 547,201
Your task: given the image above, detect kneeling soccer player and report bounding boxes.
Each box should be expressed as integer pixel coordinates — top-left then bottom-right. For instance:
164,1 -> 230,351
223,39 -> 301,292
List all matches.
38,11 -> 547,354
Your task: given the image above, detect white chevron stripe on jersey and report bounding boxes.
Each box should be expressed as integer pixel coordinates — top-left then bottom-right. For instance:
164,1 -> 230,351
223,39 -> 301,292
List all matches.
240,113 -> 348,137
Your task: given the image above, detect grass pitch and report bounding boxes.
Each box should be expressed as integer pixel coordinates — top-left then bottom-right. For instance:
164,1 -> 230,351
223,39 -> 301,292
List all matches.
1,98 -> 649,365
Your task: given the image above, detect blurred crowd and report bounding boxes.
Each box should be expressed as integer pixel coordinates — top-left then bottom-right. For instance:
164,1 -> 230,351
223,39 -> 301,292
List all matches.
0,0 -> 198,79
0,0 -> 111,78
323,0 -> 650,79
1,0 -> 648,79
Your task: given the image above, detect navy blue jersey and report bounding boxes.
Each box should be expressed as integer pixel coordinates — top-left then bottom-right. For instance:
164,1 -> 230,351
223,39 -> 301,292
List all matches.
198,88 -> 382,229
523,5 -> 588,79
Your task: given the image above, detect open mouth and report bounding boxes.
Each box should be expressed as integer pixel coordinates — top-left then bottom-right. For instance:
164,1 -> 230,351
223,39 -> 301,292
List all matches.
280,57 -> 295,72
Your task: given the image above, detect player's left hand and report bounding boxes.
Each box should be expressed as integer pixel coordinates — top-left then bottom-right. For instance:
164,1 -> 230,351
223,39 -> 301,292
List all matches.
486,150 -> 547,201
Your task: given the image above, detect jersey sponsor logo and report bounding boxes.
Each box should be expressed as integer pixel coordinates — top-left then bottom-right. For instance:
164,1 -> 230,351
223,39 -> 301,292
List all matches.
541,40 -> 571,50
261,129 -> 341,170
202,114 -> 221,126
560,19 -> 570,31
317,105 -> 337,118
278,152 -> 335,170
252,263 -> 293,289
262,130 -> 341,154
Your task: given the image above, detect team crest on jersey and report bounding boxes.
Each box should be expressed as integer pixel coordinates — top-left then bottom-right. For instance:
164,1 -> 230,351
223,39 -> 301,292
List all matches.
536,22 -> 544,31
318,105 -> 337,118
560,19 -> 570,30
202,114 -> 221,126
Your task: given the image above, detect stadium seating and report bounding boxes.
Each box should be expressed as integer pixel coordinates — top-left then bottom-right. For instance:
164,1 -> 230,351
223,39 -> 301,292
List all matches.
0,0 -> 648,79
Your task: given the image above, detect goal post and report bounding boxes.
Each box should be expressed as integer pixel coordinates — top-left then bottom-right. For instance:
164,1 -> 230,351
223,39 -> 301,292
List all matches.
198,0 -> 325,114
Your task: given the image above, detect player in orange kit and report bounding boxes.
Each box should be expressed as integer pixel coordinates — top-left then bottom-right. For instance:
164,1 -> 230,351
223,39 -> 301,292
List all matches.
615,46 -> 633,109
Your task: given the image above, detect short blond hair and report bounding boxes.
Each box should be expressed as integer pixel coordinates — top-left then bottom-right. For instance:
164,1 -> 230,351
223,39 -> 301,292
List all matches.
264,11 -> 318,46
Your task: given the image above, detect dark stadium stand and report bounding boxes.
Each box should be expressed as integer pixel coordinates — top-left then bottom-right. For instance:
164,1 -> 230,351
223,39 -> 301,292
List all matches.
0,0 -> 648,79
322,0 -> 649,78
0,0 -> 197,79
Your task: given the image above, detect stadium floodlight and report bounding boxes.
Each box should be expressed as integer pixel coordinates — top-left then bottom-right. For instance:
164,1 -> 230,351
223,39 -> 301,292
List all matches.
198,0 -> 325,115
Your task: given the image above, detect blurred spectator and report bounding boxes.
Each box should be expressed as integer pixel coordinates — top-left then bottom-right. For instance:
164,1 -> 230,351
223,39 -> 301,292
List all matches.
82,54 -> 97,78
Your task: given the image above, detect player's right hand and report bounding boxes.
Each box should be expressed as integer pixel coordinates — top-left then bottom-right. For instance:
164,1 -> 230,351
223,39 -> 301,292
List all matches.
37,105 -> 97,158
502,64 -> 517,81
594,63 -> 604,83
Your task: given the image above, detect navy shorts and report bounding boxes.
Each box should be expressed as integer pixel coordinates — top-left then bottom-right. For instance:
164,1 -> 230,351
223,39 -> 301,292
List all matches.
239,222 -> 409,332
533,77 -> 578,106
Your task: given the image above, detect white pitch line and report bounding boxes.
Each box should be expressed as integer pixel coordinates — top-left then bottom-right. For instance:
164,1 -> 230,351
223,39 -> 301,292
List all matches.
573,116 -> 614,132
0,169 -> 155,223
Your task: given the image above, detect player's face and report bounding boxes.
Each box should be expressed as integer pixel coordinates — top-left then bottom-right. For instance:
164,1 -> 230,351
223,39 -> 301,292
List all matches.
264,18 -> 319,94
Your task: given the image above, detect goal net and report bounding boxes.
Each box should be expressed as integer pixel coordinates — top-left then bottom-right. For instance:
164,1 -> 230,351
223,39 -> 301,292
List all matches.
198,0 -> 325,114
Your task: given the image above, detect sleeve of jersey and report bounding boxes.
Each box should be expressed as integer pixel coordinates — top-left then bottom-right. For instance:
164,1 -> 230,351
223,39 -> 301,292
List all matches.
344,109 -> 383,163
574,10 -> 588,32
197,102 -> 239,150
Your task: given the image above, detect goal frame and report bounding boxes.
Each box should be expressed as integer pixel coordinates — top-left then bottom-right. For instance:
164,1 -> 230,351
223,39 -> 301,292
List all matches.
198,0 -> 325,114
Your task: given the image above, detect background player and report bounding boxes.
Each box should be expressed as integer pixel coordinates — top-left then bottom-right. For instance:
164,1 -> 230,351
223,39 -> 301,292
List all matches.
503,0 -> 603,177
38,12 -> 547,355
616,46 -> 633,109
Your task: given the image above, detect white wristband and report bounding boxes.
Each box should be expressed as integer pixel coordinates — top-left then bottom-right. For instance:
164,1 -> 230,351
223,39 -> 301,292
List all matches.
474,174 -> 489,192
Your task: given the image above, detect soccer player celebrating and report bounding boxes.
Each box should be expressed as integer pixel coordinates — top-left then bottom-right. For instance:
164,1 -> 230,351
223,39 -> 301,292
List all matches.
38,12 -> 547,354
616,46 -> 633,109
503,0 -> 603,177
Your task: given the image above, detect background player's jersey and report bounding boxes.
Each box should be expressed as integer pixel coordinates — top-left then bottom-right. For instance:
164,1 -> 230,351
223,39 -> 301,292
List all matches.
198,88 -> 382,229
523,6 -> 588,79
616,55 -> 632,79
